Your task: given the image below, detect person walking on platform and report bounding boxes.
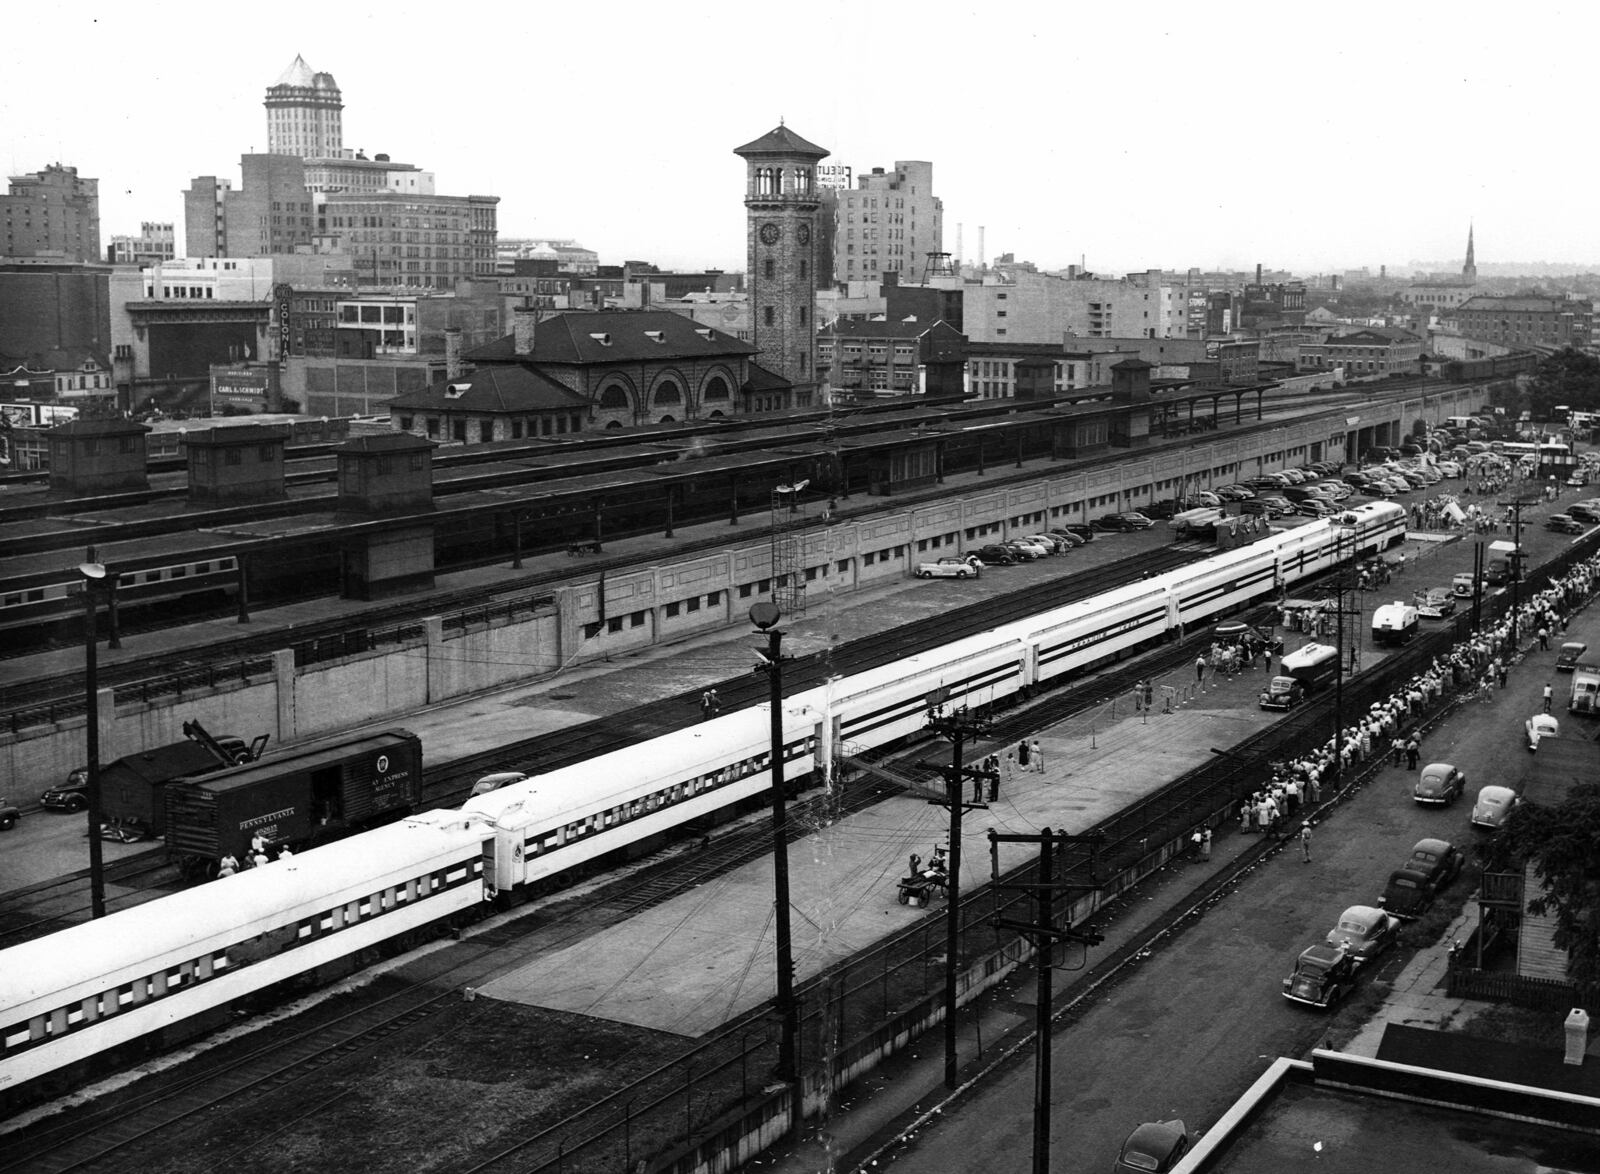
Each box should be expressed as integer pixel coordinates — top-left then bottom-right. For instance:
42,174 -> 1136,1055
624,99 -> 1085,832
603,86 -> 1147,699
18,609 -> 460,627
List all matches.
1201,827 -> 1213,861
217,855 -> 239,879
1004,748 -> 1016,784
1196,654 -> 1208,686
1030,739 -> 1044,773
700,689 -> 721,721
1017,738 -> 1030,772
1300,823 -> 1313,862
987,764 -> 1000,803
1405,736 -> 1421,771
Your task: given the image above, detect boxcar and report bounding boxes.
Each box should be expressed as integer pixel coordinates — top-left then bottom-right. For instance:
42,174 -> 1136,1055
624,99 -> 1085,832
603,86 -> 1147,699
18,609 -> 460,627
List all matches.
163,728 -> 422,872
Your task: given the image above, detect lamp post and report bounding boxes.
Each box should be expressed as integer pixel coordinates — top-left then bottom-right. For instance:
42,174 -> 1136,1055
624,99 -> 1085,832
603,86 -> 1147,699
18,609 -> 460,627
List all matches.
750,601 -> 798,1090
80,560 -> 108,919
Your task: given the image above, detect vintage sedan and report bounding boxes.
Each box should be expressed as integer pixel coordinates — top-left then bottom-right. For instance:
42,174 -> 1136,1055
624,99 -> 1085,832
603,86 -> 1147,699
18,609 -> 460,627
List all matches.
1416,588 -> 1456,619
1380,838 -> 1465,918
1095,511 -> 1156,532
973,544 -> 1016,566
1471,785 -> 1519,830
1323,904 -> 1401,966
915,555 -> 981,579
1557,641 -> 1588,672
1113,1120 -> 1190,1173
1282,941 -> 1359,1008
1566,502 -> 1600,523
1525,712 -> 1559,751
1546,514 -> 1585,535
0,795 -> 18,831
1414,762 -> 1466,805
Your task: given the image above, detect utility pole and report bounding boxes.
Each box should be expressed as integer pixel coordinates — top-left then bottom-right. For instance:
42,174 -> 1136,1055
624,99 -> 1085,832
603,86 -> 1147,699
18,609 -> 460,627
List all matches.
923,702 -> 996,1090
749,602 -> 798,1092
1496,492 -> 1541,647
988,826 -> 1107,1174
1324,528 -> 1365,784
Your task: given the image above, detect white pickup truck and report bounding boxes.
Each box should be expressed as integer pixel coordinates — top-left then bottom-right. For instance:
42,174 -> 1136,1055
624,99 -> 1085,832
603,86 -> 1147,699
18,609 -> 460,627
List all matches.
915,555 -> 981,579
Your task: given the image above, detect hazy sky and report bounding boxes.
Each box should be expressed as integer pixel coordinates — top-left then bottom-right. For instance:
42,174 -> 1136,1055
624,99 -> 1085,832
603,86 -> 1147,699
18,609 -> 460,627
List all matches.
5,2 -> 1596,277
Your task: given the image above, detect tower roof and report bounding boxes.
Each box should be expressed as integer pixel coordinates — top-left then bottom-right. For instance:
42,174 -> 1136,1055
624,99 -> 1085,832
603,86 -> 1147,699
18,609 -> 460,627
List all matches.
733,124 -> 829,160
274,55 -> 317,87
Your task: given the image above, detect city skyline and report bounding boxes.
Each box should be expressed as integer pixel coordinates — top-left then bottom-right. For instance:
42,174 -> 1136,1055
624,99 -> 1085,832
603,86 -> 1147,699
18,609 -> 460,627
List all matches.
5,2 -> 1599,278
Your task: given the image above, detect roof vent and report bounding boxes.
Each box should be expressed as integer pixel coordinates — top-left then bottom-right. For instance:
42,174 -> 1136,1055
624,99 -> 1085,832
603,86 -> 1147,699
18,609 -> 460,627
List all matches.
644,330 -> 665,343
589,332 -> 612,346
444,382 -> 470,399
695,328 -> 713,340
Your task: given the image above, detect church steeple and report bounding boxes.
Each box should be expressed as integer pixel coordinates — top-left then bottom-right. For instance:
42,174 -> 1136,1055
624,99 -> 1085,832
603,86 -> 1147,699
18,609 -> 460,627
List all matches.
1463,223 -> 1477,285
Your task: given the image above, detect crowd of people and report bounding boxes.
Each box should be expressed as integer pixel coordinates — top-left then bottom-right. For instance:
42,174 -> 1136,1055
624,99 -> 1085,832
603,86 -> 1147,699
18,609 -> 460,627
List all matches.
216,832 -> 292,877
1238,547 -> 1600,842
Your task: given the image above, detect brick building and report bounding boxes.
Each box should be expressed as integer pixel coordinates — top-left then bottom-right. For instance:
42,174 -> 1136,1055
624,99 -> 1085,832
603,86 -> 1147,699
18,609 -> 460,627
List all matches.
828,160 -> 943,287
816,317 -> 966,399
388,307 -> 790,441
2,164 -> 100,262
1449,296 -> 1593,351
1298,328 -> 1423,379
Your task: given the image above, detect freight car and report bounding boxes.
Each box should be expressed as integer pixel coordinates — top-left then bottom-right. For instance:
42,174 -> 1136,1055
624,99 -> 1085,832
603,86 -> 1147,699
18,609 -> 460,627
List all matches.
162,728 -> 423,877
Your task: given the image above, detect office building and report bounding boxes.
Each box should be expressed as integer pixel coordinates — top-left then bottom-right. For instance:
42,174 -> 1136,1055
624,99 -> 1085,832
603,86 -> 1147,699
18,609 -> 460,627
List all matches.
265,55 -> 344,159
831,161 -> 943,287
108,222 -> 176,266
2,164 -> 100,263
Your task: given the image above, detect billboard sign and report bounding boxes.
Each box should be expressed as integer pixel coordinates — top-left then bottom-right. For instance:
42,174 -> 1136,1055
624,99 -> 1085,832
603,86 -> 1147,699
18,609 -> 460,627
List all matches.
816,164 -> 852,192
213,371 -> 269,399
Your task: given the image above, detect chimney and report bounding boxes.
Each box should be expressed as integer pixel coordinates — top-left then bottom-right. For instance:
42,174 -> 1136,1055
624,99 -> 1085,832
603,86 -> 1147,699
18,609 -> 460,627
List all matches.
1565,1008 -> 1590,1065
978,226 -> 986,269
512,306 -> 537,357
1255,263 -> 1262,284
444,327 -> 463,379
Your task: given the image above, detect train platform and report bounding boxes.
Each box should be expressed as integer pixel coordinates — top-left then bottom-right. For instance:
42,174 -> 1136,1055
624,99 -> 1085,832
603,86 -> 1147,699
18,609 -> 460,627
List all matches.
469,658 -> 1347,1031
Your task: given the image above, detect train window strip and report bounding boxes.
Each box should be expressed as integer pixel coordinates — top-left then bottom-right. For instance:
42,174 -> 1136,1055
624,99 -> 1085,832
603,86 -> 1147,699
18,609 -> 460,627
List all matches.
1,859 -> 482,1059
525,735 -> 818,860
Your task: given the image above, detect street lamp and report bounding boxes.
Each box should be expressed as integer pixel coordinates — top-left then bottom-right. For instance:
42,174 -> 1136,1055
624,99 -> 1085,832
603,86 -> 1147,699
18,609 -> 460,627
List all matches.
750,601 -> 798,1089
79,561 -> 108,919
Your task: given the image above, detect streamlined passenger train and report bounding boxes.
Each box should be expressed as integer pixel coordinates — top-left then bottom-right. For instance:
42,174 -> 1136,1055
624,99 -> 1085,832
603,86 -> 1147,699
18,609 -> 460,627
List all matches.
0,502 -> 1405,1111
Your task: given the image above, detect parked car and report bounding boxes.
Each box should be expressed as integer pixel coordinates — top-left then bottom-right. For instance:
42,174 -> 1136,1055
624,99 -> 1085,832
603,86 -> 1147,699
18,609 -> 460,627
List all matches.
1184,491 -> 1223,508
1546,514 -> 1585,535
1379,838 -> 1465,919
1567,502 -> 1600,523
0,796 -> 18,831
1416,588 -> 1456,619
1025,533 -> 1069,554
1452,572 -> 1480,599
1258,675 -> 1306,711
1055,522 -> 1095,543
1113,1120 -> 1190,1174
1094,512 -> 1155,532
1557,641 -> 1588,671
1002,539 -> 1044,560
1295,500 -> 1336,517
40,766 -> 91,812
974,544 -> 1016,566
1282,941 -> 1359,1009
1525,712 -> 1559,751
1047,528 -> 1086,547
1222,483 -> 1256,499
915,555 -> 981,579
1323,905 -> 1401,965
1470,785 -> 1519,830
1414,762 -> 1466,805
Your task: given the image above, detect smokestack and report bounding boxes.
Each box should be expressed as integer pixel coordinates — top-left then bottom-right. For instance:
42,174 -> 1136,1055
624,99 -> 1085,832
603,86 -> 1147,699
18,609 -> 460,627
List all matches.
512,306 -> 537,357
1255,263 -> 1262,284
444,327 -> 463,379
979,226 -> 985,269
955,223 -> 963,265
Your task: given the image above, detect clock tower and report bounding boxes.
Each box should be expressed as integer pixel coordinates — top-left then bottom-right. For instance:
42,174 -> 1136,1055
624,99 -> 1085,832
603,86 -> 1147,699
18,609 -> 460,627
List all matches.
734,124 -> 829,406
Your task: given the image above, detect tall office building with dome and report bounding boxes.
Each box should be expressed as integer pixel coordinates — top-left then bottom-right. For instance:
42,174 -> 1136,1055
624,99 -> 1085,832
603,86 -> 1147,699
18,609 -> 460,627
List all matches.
265,55 -> 344,159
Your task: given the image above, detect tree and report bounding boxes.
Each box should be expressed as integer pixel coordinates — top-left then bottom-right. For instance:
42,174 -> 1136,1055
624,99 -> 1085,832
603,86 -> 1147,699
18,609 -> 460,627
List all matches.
1498,782 -> 1600,991
1528,348 -> 1600,421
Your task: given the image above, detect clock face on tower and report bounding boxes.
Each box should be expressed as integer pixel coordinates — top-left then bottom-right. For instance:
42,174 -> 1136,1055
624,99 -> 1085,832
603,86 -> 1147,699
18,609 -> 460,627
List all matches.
797,224 -> 811,245
759,222 -> 780,245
